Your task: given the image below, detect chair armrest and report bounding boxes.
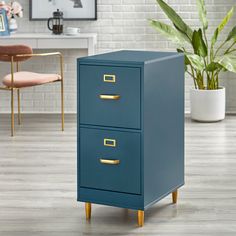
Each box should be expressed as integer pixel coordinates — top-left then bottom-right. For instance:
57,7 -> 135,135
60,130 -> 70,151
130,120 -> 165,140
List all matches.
0,52 -> 62,58
15,52 -> 64,79
14,52 -> 62,58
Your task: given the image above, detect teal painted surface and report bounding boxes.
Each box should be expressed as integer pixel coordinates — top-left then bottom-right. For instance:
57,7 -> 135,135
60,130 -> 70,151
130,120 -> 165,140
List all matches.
80,127 -> 141,194
77,50 -> 184,210
79,65 -> 141,129
79,50 -> 181,66
78,187 -> 143,210
143,56 -> 185,207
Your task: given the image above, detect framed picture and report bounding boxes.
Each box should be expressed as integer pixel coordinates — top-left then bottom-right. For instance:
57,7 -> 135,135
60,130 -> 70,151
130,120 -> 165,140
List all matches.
0,9 -> 10,36
30,0 -> 97,21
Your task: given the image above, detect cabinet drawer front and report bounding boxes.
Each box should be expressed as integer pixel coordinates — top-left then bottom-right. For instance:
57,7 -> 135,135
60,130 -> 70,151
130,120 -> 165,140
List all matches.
79,65 -> 141,129
79,128 -> 141,194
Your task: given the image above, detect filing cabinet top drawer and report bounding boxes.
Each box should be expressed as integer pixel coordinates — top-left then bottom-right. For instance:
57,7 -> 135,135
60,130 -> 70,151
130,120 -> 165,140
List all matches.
79,64 -> 141,129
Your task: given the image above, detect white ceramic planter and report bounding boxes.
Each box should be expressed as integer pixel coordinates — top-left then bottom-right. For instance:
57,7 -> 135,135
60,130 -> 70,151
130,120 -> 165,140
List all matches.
190,87 -> 225,122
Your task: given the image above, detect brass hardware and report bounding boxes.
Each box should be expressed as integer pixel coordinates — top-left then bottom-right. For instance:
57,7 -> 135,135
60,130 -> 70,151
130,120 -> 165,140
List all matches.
137,210 -> 144,227
85,202 -> 91,220
104,74 -> 116,83
99,94 -> 120,100
100,159 -> 120,165
104,138 -> 116,147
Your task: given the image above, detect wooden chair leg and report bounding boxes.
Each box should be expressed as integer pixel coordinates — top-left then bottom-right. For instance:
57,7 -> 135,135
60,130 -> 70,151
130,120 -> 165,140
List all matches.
85,202 -> 91,220
17,89 -> 21,125
172,190 -> 178,204
137,210 -> 144,227
61,80 -> 64,131
11,89 -> 14,136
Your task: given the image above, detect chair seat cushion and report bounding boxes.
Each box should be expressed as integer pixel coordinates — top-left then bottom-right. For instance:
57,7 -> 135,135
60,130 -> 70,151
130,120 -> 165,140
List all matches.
3,71 -> 61,88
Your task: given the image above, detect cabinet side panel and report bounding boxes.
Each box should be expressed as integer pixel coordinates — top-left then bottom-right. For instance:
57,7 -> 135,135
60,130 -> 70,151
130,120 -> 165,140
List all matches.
77,59 -> 81,199
143,55 -> 185,207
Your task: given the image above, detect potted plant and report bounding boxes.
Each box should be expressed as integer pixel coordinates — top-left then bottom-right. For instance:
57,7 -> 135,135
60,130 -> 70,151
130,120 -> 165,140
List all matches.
150,0 -> 236,122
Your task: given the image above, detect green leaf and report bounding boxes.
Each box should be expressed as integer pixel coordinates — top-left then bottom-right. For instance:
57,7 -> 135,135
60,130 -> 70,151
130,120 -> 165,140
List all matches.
218,7 -> 234,32
206,62 -> 222,72
211,7 -> 234,47
210,7 -> 234,59
210,29 -> 218,60
226,25 -> 236,41
185,53 -> 205,71
177,48 -> 190,64
150,20 -> 190,45
177,48 -> 190,71
196,0 -> 208,30
216,54 -> 236,73
156,0 -> 193,40
192,29 -> 208,57
177,48 -> 184,53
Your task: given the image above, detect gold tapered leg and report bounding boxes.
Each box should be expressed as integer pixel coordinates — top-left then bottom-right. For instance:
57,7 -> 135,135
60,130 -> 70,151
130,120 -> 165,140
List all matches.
17,89 -> 21,125
172,190 -> 178,204
59,55 -> 64,131
137,210 -> 144,227
85,202 -> 91,220
61,80 -> 64,131
10,57 -> 15,136
11,89 -> 14,136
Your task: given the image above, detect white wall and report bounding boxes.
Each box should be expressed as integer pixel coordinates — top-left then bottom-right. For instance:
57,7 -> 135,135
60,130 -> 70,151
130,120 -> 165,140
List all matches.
1,0 -> 236,113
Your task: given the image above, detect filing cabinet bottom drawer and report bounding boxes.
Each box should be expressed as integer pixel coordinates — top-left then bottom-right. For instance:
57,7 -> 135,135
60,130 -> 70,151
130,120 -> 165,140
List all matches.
79,127 -> 141,195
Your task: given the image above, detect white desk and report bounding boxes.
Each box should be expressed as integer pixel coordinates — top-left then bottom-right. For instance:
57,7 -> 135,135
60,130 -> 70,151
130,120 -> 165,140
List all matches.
0,33 -> 97,55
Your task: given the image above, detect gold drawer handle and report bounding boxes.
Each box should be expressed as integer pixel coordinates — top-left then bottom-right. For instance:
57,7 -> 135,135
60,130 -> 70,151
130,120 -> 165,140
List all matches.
99,94 -> 120,100
104,138 -> 116,147
104,74 -> 116,83
100,159 -> 120,165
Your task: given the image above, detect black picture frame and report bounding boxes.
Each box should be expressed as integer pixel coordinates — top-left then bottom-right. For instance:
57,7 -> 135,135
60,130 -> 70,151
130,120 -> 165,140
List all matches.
29,0 -> 97,21
0,9 -> 10,36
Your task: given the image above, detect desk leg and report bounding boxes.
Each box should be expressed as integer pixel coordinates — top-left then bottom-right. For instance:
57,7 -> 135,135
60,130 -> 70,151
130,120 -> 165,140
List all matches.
88,37 -> 95,56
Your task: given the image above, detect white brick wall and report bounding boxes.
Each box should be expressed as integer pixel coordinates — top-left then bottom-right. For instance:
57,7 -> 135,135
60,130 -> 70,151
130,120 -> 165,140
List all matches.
0,0 -> 236,113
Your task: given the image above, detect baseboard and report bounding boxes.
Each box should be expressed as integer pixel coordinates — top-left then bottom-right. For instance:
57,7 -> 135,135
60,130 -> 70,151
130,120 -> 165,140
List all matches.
1,111 -> 236,115
0,112 -> 77,114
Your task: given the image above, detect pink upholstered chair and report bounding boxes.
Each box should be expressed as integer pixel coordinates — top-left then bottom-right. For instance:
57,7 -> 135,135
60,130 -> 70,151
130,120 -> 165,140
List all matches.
0,45 -> 64,136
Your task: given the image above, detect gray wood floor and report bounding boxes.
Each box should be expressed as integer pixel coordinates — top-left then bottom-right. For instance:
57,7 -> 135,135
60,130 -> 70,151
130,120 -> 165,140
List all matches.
0,114 -> 236,236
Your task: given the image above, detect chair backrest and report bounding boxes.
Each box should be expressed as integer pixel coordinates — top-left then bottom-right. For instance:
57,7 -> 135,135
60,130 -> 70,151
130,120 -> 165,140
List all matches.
0,45 -> 33,62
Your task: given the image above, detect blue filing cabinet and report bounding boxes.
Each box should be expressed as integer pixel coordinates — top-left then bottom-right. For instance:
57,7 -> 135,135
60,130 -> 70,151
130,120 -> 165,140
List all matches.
77,50 -> 185,227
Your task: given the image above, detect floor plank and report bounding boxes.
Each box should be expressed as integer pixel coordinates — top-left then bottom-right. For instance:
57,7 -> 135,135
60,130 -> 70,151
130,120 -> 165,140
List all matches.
0,114 -> 236,235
